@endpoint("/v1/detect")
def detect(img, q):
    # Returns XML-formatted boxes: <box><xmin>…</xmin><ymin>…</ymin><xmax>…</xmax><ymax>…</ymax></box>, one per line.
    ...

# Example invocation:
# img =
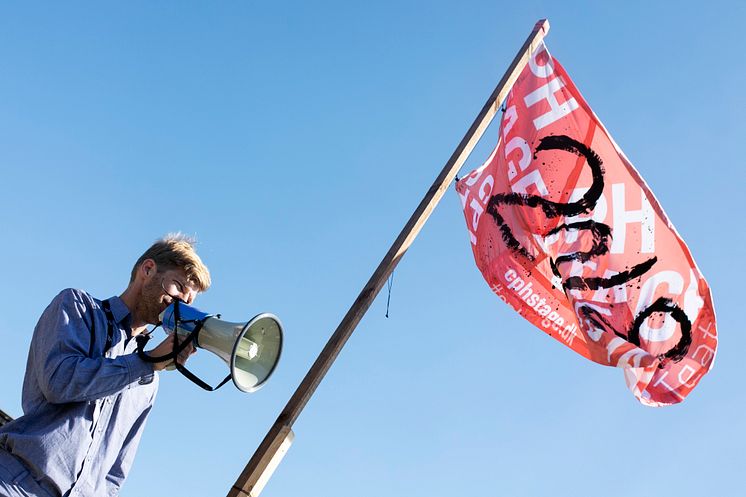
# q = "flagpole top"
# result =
<box><xmin>534</xmin><ymin>19</ymin><xmax>550</xmax><ymax>34</ymax></box>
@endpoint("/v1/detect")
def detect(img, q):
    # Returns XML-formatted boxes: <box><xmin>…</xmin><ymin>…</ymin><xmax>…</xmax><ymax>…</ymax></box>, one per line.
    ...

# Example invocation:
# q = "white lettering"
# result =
<box><xmin>502</xmin><ymin>105</ymin><xmax>518</xmax><ymax>138</ymax></box>
<box><xmin>462</xmin><ymin>162</ymin><xmax>496</xmax><ymax>246</ymax></box>
<box><xmin>560</xmin><ymin>322</ymin><xmax>576</xmax><ymax>345</ymax></box>
<box><xmin>576</xmin><ymin>301</ymin><xmax>611</xmax><ymax>342</ymax></box>
<box><xmin>616</xmin><ymin>347</ymin><xmax>651</xmax><ymax>368</ymax></box>
<box><xmin>528</xmin><ymin>43</ymin><xmax>555</xmax><ymax>78</ymax></box>
<box><xmin>691</xmin><ymin>345</ymin><xmax>716</xmax><ymax>367</ymax></box>
<box><xmin>698</xmin><ymin>321</ymin><xmax>716</xmax><ymax>341</ymax></box>
<box><xmin>678</xmin><ymin>365</ymin><xmax>700</xmax><ymax>388</ymax></box>
<box><xmin>652</xmin><ymin>371</ymin><xmax>685</xmax><ymax>401</ymax></box>
<box><xmin>517</xmin><ymin>281</ymin><xmax>534</xmax><ymax>299</ymax></box>
<box><xmin>469</xmin><ymin>198</ymin><xmax>484</xmax><ymax>233</ymax></box>
<box><xmin>507</xmin><ymin>277</ymin><xmax>525</xmax><ymax>292</ymax></box>
<box><xmin>563</xmin><ymin>187</ymin><xmax>608</xmax><ymax>243</ymax></box>
<box><xmin>505</xmin><ymin>137</ymin><xmax>531</xmax><ymax>181</ymax></box>
<box><xmin>512</xmin><ymin>170</ymin><xmax>549</xmax><ymax>196</ymax></box>
<box><xmin>477</xmin><ymin>175</ymin><xmax>494</xmax><ymax>202</ymax></box>
<box><xmin>523</xmin><ymin>77</ymin><xmax>579</xmax><ymax>130</ymax></box>
<box><xmin>462</xmin><ymin>166</ymin><xmax>484</xmax><ymax>187</ymax></box>
<box><xmin>610</xmin><ymin>183</ymin><xmax>655</xmax><ymax>254</ymax></box>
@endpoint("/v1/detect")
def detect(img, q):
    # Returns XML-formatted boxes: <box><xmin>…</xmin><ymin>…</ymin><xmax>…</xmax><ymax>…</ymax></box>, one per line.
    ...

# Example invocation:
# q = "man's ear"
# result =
<box><xmin>140</xmin><ymin>259</ymin><xmax>158</xmax><ymax>279</ymax></box>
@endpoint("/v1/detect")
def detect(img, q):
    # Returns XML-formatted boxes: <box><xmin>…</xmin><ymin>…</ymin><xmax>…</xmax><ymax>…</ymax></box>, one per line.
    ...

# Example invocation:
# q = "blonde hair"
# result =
<box><xmin>130</xmin><ymin>233</ymin><xmax>211</xmax><ymax>291</ymax></box>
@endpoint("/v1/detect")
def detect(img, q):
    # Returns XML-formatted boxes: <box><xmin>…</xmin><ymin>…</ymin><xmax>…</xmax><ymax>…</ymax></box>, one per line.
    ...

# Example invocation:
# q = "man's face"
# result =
<box><xmin>140</xmin><ymin>268</ymin><xmax>199</xmax><ymax>325</ymax></box>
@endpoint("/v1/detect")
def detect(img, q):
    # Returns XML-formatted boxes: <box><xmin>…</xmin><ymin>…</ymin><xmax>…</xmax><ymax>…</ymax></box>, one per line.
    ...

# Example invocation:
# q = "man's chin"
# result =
<box><xmin>153</xmin><ymin>302</ymin><xmax>170</xmax><ymax>319</ymax></box>
<box><xmin>147</xmin><ymin>309</ymin><xmax>165</xmax><ymax>325</ymax></box>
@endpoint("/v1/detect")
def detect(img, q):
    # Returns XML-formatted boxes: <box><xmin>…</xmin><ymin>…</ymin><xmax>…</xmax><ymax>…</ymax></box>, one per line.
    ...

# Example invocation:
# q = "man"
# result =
<box><xmin>0</xmin><ymin>234</ymin><xmax>211</xmax><ymax>497</ymax></box>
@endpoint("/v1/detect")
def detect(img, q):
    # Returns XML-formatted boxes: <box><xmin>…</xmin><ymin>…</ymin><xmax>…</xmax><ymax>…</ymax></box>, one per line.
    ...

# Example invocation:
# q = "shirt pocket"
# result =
<box><xmin>0</xmin><ymin>461</ymin><xmax>27</xmax><ymax>485</ymax></box>
<box><xmin>0</xmin><ymin>453</ymin><xmax>49</xmax><ymax>497</ymax></box>
<box><xmin>15</xmin><ymin>471</ymin><xmax>58</xmax><ymax>497</ymax></box>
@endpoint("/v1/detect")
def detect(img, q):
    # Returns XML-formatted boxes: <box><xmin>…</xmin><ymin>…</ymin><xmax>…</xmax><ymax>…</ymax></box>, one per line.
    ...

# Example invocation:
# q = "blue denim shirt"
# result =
<box><xmin>0</xmin><ymin>289</ymin><xmax>158</xmax><ymax>497</ymax></box>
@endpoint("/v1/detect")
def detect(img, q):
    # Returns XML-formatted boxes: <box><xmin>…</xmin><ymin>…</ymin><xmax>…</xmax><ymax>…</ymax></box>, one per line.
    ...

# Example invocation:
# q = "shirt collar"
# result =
<box><xmin>106</xmin><ymin>295</ymin><xmax>132</xmax><ymax>325</ymax></box>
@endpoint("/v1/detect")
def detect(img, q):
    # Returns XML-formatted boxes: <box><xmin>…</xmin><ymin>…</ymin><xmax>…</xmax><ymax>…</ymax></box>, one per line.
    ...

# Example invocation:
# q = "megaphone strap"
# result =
<box><xmin>101</xmin><ymin>299</ymin><xmax>116</xmax><ymax>356</ymax></box>
<box><xmin>168</xmin><ymin>313</ymin><xmax>232</xmax><ymax>391</ymax></box>
<box><xmin>173</xmin><ymin>362</ymin><xmax>232</xmax><ymax>392</ymax></box>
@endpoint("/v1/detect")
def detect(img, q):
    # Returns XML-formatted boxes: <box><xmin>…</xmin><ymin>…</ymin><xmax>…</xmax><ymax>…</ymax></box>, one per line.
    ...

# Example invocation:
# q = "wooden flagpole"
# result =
<box><xmin>227</xmin><ymin>19</ymin><xmax>551</xmax><ymax>497</ymax></box>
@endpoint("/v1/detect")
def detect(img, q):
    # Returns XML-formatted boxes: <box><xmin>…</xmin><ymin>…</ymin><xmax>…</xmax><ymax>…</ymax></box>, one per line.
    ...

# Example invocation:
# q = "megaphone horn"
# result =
<box><xmin>197</xmin><ymin>312</ymin><xmax>283</xmax><ymax>393</ymax></box>
<box><xmin>155</xmin><ymin>302</ymin><xmax>283</xmax><ymax>393</ymax></box>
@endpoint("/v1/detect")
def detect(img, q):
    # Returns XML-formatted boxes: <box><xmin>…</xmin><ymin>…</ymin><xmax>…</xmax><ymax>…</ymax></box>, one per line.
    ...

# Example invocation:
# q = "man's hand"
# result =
<box><xmin>147</xmin><ymin>334</ymin><xmax>197</xmax><ymax>371</ymax></box>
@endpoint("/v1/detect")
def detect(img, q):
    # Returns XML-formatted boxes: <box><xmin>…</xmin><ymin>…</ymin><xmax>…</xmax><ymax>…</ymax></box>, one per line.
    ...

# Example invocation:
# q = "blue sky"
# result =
<box><xmin>1</xmin><ymin>2</ymin><xmax>744</xmax><ymax>496</ymax></box>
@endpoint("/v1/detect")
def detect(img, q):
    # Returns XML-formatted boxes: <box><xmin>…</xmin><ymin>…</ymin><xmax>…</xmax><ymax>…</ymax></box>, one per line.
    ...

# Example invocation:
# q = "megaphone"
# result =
<box><xmin>157</xmin><ymin>302</ymin><xmax>283</xmax><ymax>393</ymax></box>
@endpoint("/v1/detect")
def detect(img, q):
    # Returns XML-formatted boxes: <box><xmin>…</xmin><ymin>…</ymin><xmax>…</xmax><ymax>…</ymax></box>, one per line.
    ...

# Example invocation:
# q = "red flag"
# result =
<box><xmin>456</xmin><ymin>43</ymin><xmax>716</xmax><ymax>406</ymax></box>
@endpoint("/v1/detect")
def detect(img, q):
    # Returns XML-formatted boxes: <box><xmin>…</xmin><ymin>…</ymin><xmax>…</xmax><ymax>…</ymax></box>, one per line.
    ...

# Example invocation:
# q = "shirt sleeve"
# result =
<box><xmin>33</xmin><ymin>289</ymin><xmax>155</xmax><ymax>404</ymax></box>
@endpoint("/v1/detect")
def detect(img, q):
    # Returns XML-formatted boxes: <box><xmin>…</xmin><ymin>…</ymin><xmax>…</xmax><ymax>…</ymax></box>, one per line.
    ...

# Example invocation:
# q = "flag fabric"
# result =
<box><xmin>456</xmin><ymin>42</ymin><xmax>716</xmax><ymax>406</ymax></box>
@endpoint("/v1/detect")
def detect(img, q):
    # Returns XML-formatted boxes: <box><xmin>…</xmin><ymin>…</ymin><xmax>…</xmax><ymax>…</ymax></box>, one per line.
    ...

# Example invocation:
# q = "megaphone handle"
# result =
<box><xmin>137</xmin><ymin>330</ymin><xmax>197</xmax><ymax>363</ymax></box>
<box><xmin>139</xmin><ymin>314</ymin><xmax>231</xmax><ymax>390</ymax></box>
